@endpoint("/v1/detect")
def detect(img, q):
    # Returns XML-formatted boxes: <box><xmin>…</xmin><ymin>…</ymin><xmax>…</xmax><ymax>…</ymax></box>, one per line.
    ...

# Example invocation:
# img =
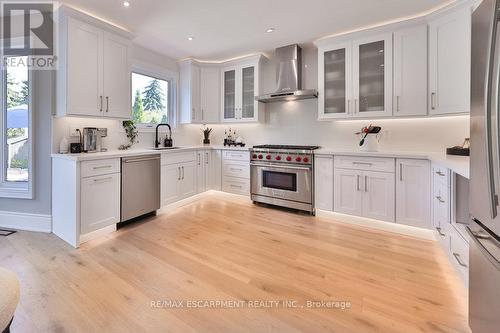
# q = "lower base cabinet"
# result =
<box><xmin>161</xmin><ymin>152</ymin><xmax>197</xmax><ymax>206</ymax></box>
<box><xmin>334</xmin><ymin>156</ymin><xmax>395</xmax><ymax>222</ymax></box>
<box><xmin>395</xmin><ymin>159</ymin><xmax>431</xmax><ymax>228</ymax></box>
<box><xmin>314</xmin><ymin>155</ymin><xmax>334</xmax><ymax>211</ymax></box>
<box><xmin>80</xmin><ymin>173</ymin><xmax>121</xmax><ymax>234</ymax></box>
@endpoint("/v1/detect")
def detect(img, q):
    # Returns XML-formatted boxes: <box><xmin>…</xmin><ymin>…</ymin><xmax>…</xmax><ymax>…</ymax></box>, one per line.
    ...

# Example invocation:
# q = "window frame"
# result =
<box><xmin>0</xmin><ymin>38</ymin><xmax>34</xmax><ymax>199</ymax></box>
<box><xmin>130</xmin><ymin>61</ymin><xmax>178</xmax><ymax>131</ymax></box>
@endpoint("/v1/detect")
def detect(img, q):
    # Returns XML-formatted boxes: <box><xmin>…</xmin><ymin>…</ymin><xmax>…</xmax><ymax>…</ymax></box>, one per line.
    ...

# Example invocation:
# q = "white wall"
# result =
<box><xmin>53</xmin><ymin>44</ymin><xmax>470</xmax><ymax>153</ymax></box>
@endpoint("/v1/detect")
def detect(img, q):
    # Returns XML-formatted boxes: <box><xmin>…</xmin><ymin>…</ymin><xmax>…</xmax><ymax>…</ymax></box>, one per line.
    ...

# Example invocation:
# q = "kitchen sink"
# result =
<box><xmin>150</xmin><ymin>147</ymin><xmax>182</xmax><ymax>150</ymax></box>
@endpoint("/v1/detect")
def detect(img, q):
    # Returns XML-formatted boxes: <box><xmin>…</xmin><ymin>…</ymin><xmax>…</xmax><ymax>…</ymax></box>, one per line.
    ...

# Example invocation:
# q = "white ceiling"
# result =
<box><xmin>61</xmin><ymin>0</ymin><xmax>452</xmax><ymax>61</ymax></box>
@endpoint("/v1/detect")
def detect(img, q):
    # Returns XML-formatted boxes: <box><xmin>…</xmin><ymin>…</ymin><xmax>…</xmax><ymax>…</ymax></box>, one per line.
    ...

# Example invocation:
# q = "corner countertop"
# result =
<box><xmin>51</xmin><ymin>145</ymin><xmax>250</xmax><ymax>162</ymax></box>
<box><xmin>315</xmin><ymin>148</ymin><xmax>469</xmax><ymax>179</ymax></box>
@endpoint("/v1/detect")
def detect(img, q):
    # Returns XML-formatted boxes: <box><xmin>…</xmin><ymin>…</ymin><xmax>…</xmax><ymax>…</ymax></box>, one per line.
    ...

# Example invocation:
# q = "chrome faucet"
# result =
<box><xmin>155</xmin><ymin>123</ymin><xmax>172</xmax><ymax>148</ymax></box>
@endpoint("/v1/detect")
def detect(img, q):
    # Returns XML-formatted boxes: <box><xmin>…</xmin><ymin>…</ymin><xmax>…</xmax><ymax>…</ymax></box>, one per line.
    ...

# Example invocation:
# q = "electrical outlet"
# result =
<box><xmin>69</xmin><ymin>127</ymin><xmax>80</xmax><ymax>137</ymax></box>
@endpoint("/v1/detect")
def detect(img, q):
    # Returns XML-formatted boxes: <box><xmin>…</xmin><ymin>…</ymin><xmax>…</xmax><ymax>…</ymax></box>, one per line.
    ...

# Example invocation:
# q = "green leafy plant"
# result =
<box><xmin>10</xmin><ymin>158</ymin><xmax>28</xmax><ymax>169</ymax></box>
<box><xmin>119</xmin><ymin>120</ymin><xmax>139</xmax><ymax>150</ymax></box>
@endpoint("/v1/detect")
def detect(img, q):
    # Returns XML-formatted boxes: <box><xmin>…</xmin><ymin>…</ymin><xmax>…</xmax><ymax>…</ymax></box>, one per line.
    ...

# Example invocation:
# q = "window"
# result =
<box><xmin>0</xmin><ymin>56</ymin><xmax>32</xmax><ymax>198</ymax></box>
<box><xmin>131</xmin><ymin>72</ymin><xmax>170</xmax><ymax>127</ymax></box>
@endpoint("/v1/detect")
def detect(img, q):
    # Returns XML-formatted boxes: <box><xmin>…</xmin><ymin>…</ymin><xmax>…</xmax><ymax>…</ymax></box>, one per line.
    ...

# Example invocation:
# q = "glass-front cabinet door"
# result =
<box><xmin>241</xmin><ymin>66</ymin><xmax>255</xmax><ymax>120</ymax></box>
<box><xmin>352</xmin><ymin>34</ymin><xmax>393</xmax><ymax>117</ymax></box>
<box><xmin>318</xmin><ymin>43</ymin><xmax>352</xmax><ymax>119</ymax></box>
<box><xmin>223</xmin><ymin>68</ymin><xmax>236</xmax><ymax>120</ymax></box>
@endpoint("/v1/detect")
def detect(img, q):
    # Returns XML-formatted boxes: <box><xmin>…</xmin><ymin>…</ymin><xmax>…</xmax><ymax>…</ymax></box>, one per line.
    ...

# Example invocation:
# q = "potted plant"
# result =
<box><xmin>201</xmin><ymin>127</ymin><xmax>212</xmax><ymax>145</ymax></box>
<box><xmin>119</xmin><ymin>120</ymin><xmax>139</xmax><ymax>150</ymax></box>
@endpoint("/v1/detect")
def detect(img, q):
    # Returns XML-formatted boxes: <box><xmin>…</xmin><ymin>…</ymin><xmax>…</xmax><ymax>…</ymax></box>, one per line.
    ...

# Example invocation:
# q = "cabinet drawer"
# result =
<box><xmin>161</xmin><ymin>151</ymin><xmax>196</xmax><ymax>165</ymax></box>
<box><xmin>223</xmin><ymin>162</ymin><xmax>250</xmax><ymax>179</ymax></box>
<box><xmin>432</xmin><ymin>164</ymin><xmax>450</xmax><ymax>187</ymax></box>
<box><xmin>334</xmin><ymin>156</ymin><xmax>395</xmax><ymax>173</ymax></box>
<box><xmin>223</xmin><ymin>177</ymin><xmax>250</xmax><ymax>196</ymax></box>
<box><xmin>222</xmin><ymin>150</ymin><xmax>250</xmax><ymax>162</ymax></box>
<box><xmin>449</xmin><ymin>226</ymin><xmax>469</xmax><ymax>282</ymax></box>
<box><xmin>81</xmin><ymin>158</ymin><xmax>120</xmax><ymax>178</ymax></box>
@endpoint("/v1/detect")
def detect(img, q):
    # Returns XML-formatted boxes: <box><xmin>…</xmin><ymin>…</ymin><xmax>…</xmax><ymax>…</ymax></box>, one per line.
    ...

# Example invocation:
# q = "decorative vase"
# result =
<box><xmin>203</xmin><ymin>138</ymin><xmax>210</xmax><ymax>145</ymax></box>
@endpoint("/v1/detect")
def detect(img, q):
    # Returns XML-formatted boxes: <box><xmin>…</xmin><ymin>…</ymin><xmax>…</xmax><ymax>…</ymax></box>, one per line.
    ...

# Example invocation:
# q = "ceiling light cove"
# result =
<box><xmin>123</xmin><ymin>1</ymin><xmax>130</xmax><ymax>8</ymax></box>
<box><xmin>265</xmin><ymin>28</ymin><xmax>275</xmax><ymax>33</ymax></box>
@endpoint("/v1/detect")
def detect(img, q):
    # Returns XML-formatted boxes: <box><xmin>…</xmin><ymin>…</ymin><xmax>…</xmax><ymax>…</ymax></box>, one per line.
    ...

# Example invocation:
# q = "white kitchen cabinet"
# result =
<box><xmin>334</xmin><ymin>168</ymin><xmax>363</xmax><ymax>216</ymax></box>
<box><xmin>200</xmin><ymin>67</ymin><xmax>221</xmax><ymax>123</ymax></box>
<box><xmin>179</xmin><ymin>60</ymin><xmax>201</xmax><ymax>124</ymax></box>
<box><xmin>80</xmin><ymin>173</ymin><xmax>121</xmax><ymax>234</ymax></box>
<box><xmin>57</xmin><ymin>16</ymin><xmax>131</xmax><ymax>119</ymax></box>
<box><xmin>362</xmin><ymin>171</ymin><xmax>395</xmax><ymax>222</ymax></box>
<box><xmin>180</xmin><ymin>62</ymin><xmax>221</xmax><ymax>124</ymax></box>
<box><xmin>179</xmin><ymin>161</ymin><xmax>197</xmax><ymax>199</ymax></box>
<box><xmin>393</xmin><ymin>25</ymin><xmax>428</xmax><ymax>116</ymax></box>
<box><xmin>314</xmin><ymin>155</ymin><xmax>334</xmax><ymax>211</ymax></box>
<box><xmin>318</xmin><ymin>42</ymin><xmax>353</xmax><ymax>119</ymax></box>
<box><xmin>161</xmin><ymin>164</ymin><xmax>181</xmax><ymax>206</ymax></box>
<box><xmin>209</xmin><ymin>150</ymin><xmax>222</xmax><ymax>191</ymax></box>
<box><xmin>317</xmin><ymin>33</ymin><xmax>392</xmax><ymax>120</ymax></box>
<box><xmin>196</xmin><ymin>151</ymin><xmax>206</xmax><ymax>193</ymax></box>
<box><xmin>221</xmin><ymin>150</ymin><xmax>250</xmax><ymax>196</ymax></box>
<box><xmin>352</xmin><ymin>33</ymin><xmax>393</xmax><ymax>118</ymax></box>
<box><xmin>222</xmin><ymin>57</ymin><xmax>263</xmax><ymax>122</ymax></box>
<box><xmin>334</xmin><ymin>156</ymin><xmax>395</xmax><ymax>222</ymax></box>
<box><xmin>429</xmin><ymin>6</ymin><xmax>471</xmax><ymax>115</ymax></box>
<box><xmin>396</xmin><ymin>159</ymin><xmax>431</xmax><ymax>228</ymax></box>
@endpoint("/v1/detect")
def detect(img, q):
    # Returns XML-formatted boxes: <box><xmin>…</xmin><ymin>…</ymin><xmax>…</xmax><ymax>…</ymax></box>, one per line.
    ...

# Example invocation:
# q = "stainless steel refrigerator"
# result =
<box><xmin>470</xmin><ymin>0</ymin><xmax>500</xmax><ymax>332</ymax></box>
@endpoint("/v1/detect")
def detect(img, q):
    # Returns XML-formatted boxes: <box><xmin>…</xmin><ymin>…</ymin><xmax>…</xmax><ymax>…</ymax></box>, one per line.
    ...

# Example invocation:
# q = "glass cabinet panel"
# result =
<box><xmin>224</xmin><ymin>69</ymin><xmax>236</xmax><ymax>119</ymax></box>
<box><xmin>241</xmin><ymin>66</ymin><xmax>255</xmax><ymax>119</ymax></box>
<box><xmin>358</xmin><ymin>40</ymin><xmax>385</xmax><ymax>113</ymax></box>
<box><xmin>324</xmin><ymin>48</ymin><xmax>347</xmax><ymax>115</ymax></box>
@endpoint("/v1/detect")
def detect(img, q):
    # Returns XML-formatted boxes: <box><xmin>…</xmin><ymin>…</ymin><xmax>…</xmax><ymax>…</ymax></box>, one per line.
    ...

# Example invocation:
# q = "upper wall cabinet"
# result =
<box><xmin>56</xmin><ymin>15</ymin><xmax>131</xmax><ymax>119</ymax></box>
<box><xmin>318</xmin><ymin>34</ymin><xmax>392</xmax><ymax>120</ymax></box>
<box><xmin>429</xmin><ymin>6</ymin><xmax>471</xmax><ymax>115</ymax></box>
<box><xmin>179</xmin><ymin>61</ymin><xmax>220</xmax><ymax>124</ymax></box>
<box><xmin>393</xmin><ymin>25</ymin><xmax>428</xmax><ymax>117</ymax></box>
<box><xmin>221</xmin><ymin>56</ymin><xmax>264</xmax><ymax>123</ymax></box>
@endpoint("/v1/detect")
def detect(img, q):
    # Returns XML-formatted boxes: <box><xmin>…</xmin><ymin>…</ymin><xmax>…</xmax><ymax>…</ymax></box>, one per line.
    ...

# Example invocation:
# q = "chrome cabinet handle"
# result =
<box><xmin>396</xmin><ymin>96</ymin><xmax>400</xmax><ymax>112</ymax></box>
<box><xmin>347</xmin><ymin>100</ymin><xmax>350</xmax><ymax>115</ymax></box>
<box><xmin>230</xmin><ymin>184</ymin><xmax>242</xmax><ymax>188</ymax></box>
<box><xmin>453</xmin><ymin>252</ymin><xmax>468</xmax><ymax>268</ymax></box>
<box><xmin>431</xmin><ymin>92</ymin><xmax>436</xmax><ymax>110</ymax></box>
<box><xmin>436</xmin><ymin>196</ymin><xmax>445</xmax><ymax>203</ymax></box>
<box><xmin>106</xmin><ymin>96</ymin><xmax>109</xmax><ymax>112</ymax></box>
<box><xmin>399</xmin><ymin>163</ymin><xmax>403</xmax><ymax>181</ymax></box>
<box><xmin>354</xmin><ymin>99</ymin><xmax>358</xmax><ymax>113</ymax></box>
<box><xmin>230</xmin><ymin>168</ymin><xmax>242</xmax><ymax>172</ymax></box>
<box><xmin>93</xmin><ymin>176</ymin><xmax>112</xmax><ymax>183</ymax></box>
<box><xmin>356</xmin><ymin>175</ymin><xmax>360</xmax><ymax>191</ymax></box>
<box><xmin>436</xmin><ymin>171</ymin><xmax>445</xmax><ymax>176</ymax></box>
<box><xmin>205</xmin><ymin>152</ymin><xmax>209</xmax><ymax>164</ymax></box>
<box><xmin>352</xmin><ymin>162</ymin><xmax>372</xmax><ymax>166</ymax></box>
<box><xmin>364</xmin><ymin>175</ymin><xmax>368</xmax><ymax>192</ymax></box>
<box><xmin>99</xmin><ymin>96</ymin><xmax>103</xmax><ymax>112</ymax></box>
<box><xmin>92</xmin><ymin>165</ymin><xmax>112</xmax><ymax>170</ymax></box>
<box><xmin>436</xmin><ymin>227</ymin><xmax>446</xmax><ymax>237</ymax></box>
<box><xmin>178</xmin><ymin>167</ymin><xmax>181</xmax><ymax>181</ymax></box>
<box><xmin>182</xmin><ymin>166</ymin><xmax>185</xmax><ymax>180</ymax></box>
<box><xmin>198</xmin><ymin>153</ymin><xmax>201</xmax><ymax>166</ymax></box>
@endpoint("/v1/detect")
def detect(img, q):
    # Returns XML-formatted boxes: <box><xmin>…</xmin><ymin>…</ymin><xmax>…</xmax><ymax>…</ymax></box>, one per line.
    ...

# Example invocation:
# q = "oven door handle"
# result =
<box><xmin>250</xmin><ymin>163</ymin><xmax>312</xmax><ymax>171</ymax></box>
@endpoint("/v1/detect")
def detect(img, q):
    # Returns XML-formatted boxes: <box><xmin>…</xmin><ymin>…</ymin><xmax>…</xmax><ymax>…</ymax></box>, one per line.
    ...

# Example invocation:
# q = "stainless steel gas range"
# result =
<box><xmin>250</xmin><ymin>145</ymin><xmax>319</xmax><ymax>214</ymax></box>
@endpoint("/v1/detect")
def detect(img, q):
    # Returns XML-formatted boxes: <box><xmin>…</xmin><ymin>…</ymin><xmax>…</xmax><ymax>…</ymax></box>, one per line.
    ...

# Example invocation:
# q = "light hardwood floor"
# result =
<box><xmin>1</xmin><ymin>192</ymin><xmax>469</xmax><ymax>333</ymax></box>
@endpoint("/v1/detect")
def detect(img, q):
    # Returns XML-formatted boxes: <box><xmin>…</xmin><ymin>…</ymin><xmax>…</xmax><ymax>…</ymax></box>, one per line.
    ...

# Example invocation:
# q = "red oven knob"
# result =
<box><xmin>286</xmin><ymin>156</ymin><xmax>292</xmax><ymax>162</ymax></box>
<box><xmin>266</xmin><ymin>155</ymin><xmax>272</xmax><ymax>160</ymax></box>
<box><xmin>303</xmin><ymin>157</ymin><xmax>309</xmax><ymax>163</ymax></box>
<box><xmin>296</xmin><ymin>156</ymin><xmax>302</xmax><ymax>162</ymax></box>
<box><xmin>258</xmin><ymin>154</ymin><xmax>263</xmax><ymax>159</ymax></box>
<box><xmin>275</xmin><ymin>156</ymin><xmax>281</xmax><ymax>161</ymax></box>
<box><xmin>252</xmin><ymin>154</ymin><xmax>258</xmax><ymax>159</ymax></box>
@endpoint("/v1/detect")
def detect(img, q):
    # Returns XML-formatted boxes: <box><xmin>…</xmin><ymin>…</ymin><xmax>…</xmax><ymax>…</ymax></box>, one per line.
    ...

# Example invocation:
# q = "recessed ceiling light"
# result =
<box><xmin>123</xmin><ymin>1</ymin><xmax>130</xmax><ymax>7</ymax></box>
<box><xmin>188</xmin><ymin>36</ymin><xmax>194</xmax><ymax>41</ymax></box>
<box><xmin>266</xmin><ymin>28</ymin><xmax>275</xmax><ymax>33</ymax></box>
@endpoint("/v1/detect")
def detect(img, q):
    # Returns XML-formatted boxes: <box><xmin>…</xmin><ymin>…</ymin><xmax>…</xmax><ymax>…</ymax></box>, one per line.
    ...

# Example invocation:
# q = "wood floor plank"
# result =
<box><xmin>1</xmin><ymin>193</ymin><xmax>470</xmax><ymax>332</ymax></box>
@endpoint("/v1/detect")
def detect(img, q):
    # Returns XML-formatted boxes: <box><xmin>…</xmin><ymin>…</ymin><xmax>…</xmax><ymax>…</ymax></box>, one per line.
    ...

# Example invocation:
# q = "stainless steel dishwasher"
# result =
<box><xmin>121</xmin><ymin>155</ymin><xmax>161</xmax><ymax>222</ymax></box>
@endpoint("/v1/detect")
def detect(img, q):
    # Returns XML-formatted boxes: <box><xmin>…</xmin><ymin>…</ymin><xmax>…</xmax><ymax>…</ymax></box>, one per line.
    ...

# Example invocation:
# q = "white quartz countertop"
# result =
<box><xmin>315</xmin><ymin>148</ymin><xmax>469</xmax><ymax>179</ymax></box>
<box><xmin>51</xmin><ymin>145</ymin><xmax>250</xmax><ymax>162</ymax></box>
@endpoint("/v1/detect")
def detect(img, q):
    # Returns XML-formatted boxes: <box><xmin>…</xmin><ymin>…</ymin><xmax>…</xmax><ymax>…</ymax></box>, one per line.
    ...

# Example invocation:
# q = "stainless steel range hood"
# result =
<box><xmin>256</xmin><ymin>44</ymin><xmax>318</xmax><ymax>103</ymax></box>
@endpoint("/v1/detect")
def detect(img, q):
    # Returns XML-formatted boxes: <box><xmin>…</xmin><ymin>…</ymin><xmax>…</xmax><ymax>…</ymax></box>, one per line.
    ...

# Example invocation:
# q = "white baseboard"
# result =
<box><xmin>0</xmin><ymin>210</ymin><xmax>52</xmax><ymax>233</ymax></box>
<box><xmin>316</xmin><ymin>210</ymin><xmax>436</xmax><ymax>241</ymax></box>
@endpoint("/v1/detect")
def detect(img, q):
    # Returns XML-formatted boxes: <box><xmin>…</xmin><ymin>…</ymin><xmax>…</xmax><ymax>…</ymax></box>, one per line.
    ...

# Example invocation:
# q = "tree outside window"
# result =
<box><xmin>131</xmin><ymin>73</ymin><xmax>169</xmax><ymax>126</ymax></box>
